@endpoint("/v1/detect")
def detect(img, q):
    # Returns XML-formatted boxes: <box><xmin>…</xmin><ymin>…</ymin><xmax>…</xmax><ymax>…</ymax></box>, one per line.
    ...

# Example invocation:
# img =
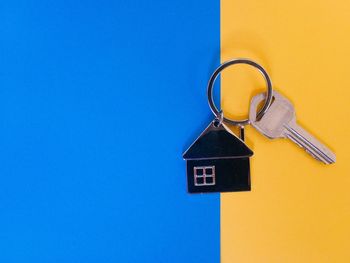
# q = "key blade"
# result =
<box><xmin>284</xmin><ymin>121</ymin><xmax>336</xmax><ymax>164</ymax></box>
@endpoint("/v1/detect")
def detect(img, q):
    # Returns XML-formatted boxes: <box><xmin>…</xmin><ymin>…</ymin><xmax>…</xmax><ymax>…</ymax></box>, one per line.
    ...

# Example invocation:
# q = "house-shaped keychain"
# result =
<box><xmin>183</xmin><ymin>121</ymin><xmax>253</xmax><ymax>193</ymax></box>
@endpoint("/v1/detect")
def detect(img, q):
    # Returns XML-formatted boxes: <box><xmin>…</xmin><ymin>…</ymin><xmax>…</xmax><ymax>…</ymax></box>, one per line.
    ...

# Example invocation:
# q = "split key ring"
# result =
<box><xmin>207</xmin><ymin>58</ymin><xmax>273</xmax><ymax>126</ymax></box>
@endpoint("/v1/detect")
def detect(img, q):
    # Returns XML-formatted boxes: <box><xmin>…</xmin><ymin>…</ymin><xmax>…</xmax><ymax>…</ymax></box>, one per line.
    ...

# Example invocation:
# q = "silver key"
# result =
<box><xmin>249</xmin><ymin>91</ymin><xmax>336</xmax><ymax>164</ymax></box>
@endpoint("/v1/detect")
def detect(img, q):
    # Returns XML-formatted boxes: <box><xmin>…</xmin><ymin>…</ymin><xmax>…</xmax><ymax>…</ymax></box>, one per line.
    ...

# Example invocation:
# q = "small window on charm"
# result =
<box><xmin>194</xmin><ymin>166</ymin><xmax>215</xmax><ymax>186</ymax></box>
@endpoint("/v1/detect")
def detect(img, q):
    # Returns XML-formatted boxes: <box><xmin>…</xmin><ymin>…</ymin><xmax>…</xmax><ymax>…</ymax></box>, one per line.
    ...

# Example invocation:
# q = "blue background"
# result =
<box><xmin>0</xmin><ymin>1</ymin><xmax>220</xmax><ymax>262</ymax></box>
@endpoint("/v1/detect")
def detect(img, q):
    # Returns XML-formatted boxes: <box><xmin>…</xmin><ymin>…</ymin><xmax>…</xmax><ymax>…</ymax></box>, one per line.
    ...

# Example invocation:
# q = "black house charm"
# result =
<box><xmin>183</xmin><ymin>121</ymin><xmax>253</xmax><ymax>193</ymax></box>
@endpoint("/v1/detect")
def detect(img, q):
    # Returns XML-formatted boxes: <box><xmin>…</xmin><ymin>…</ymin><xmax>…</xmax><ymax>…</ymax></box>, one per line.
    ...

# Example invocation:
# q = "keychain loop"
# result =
<box><xmin>207</xmin><ymin>58</ymin><xmax>273</xmax><ymax>126</ymax></box>
<box><xmin>213</xmin><ymin>110</ymin><xmax>224</xmax><ymax>127</ymax></box>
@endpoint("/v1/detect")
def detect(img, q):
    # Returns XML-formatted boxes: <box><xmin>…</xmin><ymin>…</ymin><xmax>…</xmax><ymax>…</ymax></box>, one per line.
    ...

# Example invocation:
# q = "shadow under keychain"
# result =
<box><xmin>183</xmin><ymin>59</ymin><xmax>273</xmax><ymax>193</ymax></box>
<box><xmin>183</xmin><ymin>58</ymin><xmax>336</xmax><ymax>194</ymax></box>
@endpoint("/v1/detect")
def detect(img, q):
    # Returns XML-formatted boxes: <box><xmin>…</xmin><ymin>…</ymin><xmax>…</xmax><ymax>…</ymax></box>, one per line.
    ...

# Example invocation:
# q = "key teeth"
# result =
<box><xmin>305</xmin><ymin>149</ymin><xmax>322</xmax><ymax>162</ymax></box>
<box><xmin>325</xmin><ymin>155</ymin><xmax>336</xmax><ymax>165</ymax></box>
<box><xmin>287</xmin><ymin>133</ymin><xmax>334</xmax><ymax>164</ymax></box>
<box><xmin>305</xmin><ymin>148</ymin><xmax>336</xmax><ymax>164</ymax></box>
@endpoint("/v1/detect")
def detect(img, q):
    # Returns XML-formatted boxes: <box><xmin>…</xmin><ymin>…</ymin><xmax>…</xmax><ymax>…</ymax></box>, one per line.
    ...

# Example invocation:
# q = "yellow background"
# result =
<box><xmin>221</xmin><ymin>1</ymin><xmax>350</xmax><ymax>262</ymax></box>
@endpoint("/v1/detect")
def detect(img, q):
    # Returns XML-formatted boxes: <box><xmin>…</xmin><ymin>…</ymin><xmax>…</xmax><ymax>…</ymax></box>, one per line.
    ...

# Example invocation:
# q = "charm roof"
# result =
<box><xmin>183</xmin><ymin>122</ymin><xmax>253</xmax><ymax>160</ymax></box>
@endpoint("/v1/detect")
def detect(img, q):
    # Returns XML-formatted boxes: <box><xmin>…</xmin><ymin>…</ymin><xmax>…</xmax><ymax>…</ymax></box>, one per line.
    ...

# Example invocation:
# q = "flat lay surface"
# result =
<box><xmin>0</xmin><ymin>1</ymin><xmax>220</xmax><ymax>262</ymax></box>
<box><xmin>0</xmin><ymin>0</ymin><xmax>348</xmax><ymax>262</ymax></box>
<box><xmin>221</xmin><ymin>0</ymin><xmax>350</xmax><ymax>262</ymax></box>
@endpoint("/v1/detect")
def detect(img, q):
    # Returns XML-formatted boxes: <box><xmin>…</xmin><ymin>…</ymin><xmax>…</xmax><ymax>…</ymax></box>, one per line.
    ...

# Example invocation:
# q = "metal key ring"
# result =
<box><xmin>207</xmin><ymin>58</ymin><xmax>273</xmax><ymax>126</ymax></box>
